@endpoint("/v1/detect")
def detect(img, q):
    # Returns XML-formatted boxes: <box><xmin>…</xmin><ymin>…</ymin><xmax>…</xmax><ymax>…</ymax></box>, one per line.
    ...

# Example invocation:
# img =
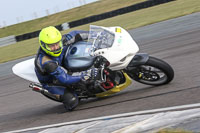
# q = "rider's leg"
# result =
<box><xmin>61</xmin><ymin>89</ymin><xmax>79</xmax><ymax>111</ymax></box>
<box><xmin>43</xmin><ymin>84</ymin><xmax>79</xmax><ymax>111</ymax></box>
<box><xmin>43</xmin><ymin>84</ymin><xmax>65</xmax><ymax>95</ymax></box>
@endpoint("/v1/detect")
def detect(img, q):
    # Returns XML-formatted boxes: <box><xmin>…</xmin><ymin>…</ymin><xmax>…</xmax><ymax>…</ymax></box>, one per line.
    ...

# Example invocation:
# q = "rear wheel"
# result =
<box><xmin>129</xmin><ymin>56</ymin><xmax>174</xmax><ymax>85</ymax></box>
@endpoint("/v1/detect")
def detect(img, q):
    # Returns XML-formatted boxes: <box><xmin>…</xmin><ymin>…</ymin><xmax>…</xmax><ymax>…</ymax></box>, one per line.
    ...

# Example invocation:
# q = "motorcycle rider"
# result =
<box><xmin>35</xmin><ymin>26</ymin><xmax>91</xmax><ymax>111</ymax></box>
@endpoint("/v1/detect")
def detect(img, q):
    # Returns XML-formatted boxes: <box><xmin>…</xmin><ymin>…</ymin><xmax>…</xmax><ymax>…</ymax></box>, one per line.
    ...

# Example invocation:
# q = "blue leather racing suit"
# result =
<box><xmin>35</xmin><ymin>30</ymin><xmax>88</xmax><ymax>95</ymax></box>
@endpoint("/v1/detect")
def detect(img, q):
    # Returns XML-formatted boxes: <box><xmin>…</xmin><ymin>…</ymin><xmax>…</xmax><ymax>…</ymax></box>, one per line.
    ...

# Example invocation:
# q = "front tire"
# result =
<box><xmin>129</xmin><ymin>56</ymin><xmax>174</xmax><ymax>85</ymax></box>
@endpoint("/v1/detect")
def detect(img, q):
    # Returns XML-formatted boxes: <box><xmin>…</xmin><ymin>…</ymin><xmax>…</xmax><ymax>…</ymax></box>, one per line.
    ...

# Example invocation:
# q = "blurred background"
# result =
<box><xmin>0</xmin><ymin>0</ymin><xmax>98</xmax><ymax>27</ymax></box>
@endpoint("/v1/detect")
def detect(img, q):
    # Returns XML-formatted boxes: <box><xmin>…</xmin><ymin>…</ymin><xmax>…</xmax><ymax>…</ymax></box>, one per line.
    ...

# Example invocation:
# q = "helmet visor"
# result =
<box><xmin>45</xmin><ymin>41</ymin><xmax>63</xmax><ymax>53</ymax></box>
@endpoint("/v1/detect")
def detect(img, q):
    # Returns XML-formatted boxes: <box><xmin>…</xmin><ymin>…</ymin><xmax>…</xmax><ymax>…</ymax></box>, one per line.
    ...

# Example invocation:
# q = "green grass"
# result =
<box><xmin>0</xmin><ymin>0</ymin><xmax>200</xmax><ymax>63</ymax></box>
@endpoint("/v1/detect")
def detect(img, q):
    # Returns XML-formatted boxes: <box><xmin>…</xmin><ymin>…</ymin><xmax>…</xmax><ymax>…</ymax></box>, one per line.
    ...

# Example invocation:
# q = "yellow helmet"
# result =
<box><xmin>39</xmin><ymin>26</ymin><xmax>63</xmax><ymax>57</ymax></box>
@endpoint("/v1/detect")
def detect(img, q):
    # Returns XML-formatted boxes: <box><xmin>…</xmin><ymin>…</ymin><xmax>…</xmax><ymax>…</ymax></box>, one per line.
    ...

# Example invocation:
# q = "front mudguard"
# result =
<box><xmin>125</xmin><ymin>53</ymin><xmax>149</xmax><ymax>79</ymax></box>
<box><xmin>128</xmin><ymin>53</ymin><xmax>149</xmax><ymax>67</ymax></box>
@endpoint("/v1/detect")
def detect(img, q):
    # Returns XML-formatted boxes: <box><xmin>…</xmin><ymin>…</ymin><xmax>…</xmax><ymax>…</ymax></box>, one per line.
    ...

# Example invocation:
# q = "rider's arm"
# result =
<box><xmin>42</xmin><ymin>60</ymin><xmax>81</xmax><ymax>85</ymax></box>
<box><xmin>62</xmin><ymin>30</ymin><xmax>89</xmax><ymax>45</ymax></box>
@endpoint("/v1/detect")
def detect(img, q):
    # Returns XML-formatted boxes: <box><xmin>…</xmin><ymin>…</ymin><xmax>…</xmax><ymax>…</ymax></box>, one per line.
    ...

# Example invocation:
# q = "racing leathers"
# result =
<box><xmin>35</xmin><ymin>30</ymin><xmax>89</xmax><ymax>95</ymax></box>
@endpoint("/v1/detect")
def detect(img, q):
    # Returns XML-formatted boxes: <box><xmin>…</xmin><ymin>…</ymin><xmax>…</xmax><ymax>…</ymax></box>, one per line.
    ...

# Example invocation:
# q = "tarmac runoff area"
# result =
<box><xmin>5</xmin><ymin>103</ymin><xmax>200</xmax><ymax>133</ymax></box>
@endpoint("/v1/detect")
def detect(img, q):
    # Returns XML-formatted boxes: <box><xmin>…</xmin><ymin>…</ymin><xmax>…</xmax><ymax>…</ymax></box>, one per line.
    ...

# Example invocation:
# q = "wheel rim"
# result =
<box><xmin>136</xmin><ymin>65</ymin><xmax>168</xmax><ymax>85</ymax></box>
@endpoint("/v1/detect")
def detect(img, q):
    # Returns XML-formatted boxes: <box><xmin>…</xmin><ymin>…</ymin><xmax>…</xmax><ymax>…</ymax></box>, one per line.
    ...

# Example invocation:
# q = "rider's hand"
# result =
<box><xmin>81</xmin><ymin>68</ymin><xmax>98</xmax><ymax>81</ymax></box>
<box><xmin>81</xmin><ymin>71</ymin><xmax>90</xmax><ymax>81</ymax></box>
<box><xmin>62</xmin><ymin>34</ymin><xmax>74</xmax><ymax>46</ymax></box>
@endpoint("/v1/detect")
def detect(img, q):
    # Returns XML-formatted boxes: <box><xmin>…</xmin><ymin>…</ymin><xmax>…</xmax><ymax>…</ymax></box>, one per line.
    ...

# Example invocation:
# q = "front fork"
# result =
<box><xmin>125</xmin><ymin>53</ymin><xmax>149</xmax><ymax>79</ymax></box>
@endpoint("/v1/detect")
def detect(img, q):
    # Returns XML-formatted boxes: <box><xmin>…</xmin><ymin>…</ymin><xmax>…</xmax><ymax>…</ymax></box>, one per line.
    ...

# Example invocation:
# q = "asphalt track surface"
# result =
<box><xmin>1</xmin><ymin>12</ymin><xmax>200</xmax><ymax>132</ymax></box>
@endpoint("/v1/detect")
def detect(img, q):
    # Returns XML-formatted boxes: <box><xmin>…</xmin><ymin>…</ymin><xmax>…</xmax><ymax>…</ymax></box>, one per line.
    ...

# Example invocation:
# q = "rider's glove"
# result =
<box><xmin>62</xmin><ymin>34</ymin><xmax>74</xmax><ymax>46</ymax></box>
<box><xmin>81</xmin><ymin>68</ymin><xmax>98</xmax><ymax>81</ymax></box>
<box><xmin>63</xmin><ymin>32</ymin><xmax>88</xmax><ymax>46</ymax></box>
<box><xmin>81</xmin><ymin>70</ymin><xmax>91</xmax><ymax>81</ymax></box>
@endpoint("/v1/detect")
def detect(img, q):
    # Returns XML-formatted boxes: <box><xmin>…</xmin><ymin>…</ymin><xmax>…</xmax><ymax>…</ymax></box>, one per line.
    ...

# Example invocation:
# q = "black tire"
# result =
<box><xmin>131</xmin><ymin>56</ymin><xmax>174</xmax><ymax>85</ymax></box>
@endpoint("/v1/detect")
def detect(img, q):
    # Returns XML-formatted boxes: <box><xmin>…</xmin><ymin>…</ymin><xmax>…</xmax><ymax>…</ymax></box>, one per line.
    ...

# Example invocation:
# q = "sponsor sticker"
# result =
<box><xmin>118</xmin><ymin>38</ymin><xmax>122</xmax><ymax>43</ymax></box>
<box><xmin>115</xmin><ymin>28</ymin><xmax>121</xmax><ymax>33</ymax></box>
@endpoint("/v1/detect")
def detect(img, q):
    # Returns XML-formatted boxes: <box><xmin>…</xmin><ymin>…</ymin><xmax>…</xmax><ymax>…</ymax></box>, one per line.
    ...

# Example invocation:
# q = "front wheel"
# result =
<box><xmin>128</xmin><ymin>56</ymin><xmax>174</xmax><ymax>85</ymax></box>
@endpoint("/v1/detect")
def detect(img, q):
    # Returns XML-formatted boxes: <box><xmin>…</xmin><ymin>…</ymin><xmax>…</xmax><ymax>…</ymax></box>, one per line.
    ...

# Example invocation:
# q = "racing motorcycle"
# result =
<box><xmin>12</xmin><ymin>25</ymin><xmax>174</xmax><ymax>110</ymax></box>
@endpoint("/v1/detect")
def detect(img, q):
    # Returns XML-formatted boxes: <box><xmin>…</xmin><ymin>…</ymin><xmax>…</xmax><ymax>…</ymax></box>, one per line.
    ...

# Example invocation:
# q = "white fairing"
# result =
<box><xmin>90</xmin><ymin>26</ymin><xmax>139</xmax><ymax>70</ymax></box>
<box><xmin>12</xmin><ymin>58</ymin><xmax>40</xmax><ymax>83</ymax></box>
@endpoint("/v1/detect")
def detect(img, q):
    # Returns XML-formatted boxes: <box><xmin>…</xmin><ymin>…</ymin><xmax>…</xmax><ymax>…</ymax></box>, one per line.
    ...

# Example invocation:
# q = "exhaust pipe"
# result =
<box><xmin>29</xmin><ymin>83</ymin><xmax>43</xmax><ymax>93</ymax></box>
<box><xmin>29</xmin><ymin>83</ymin><xmax>62</xmax><ymax>102</ymax></box>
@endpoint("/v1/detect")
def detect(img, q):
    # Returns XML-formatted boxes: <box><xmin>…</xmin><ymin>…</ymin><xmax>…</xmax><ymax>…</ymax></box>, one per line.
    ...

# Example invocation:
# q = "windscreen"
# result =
<box><xmin>88</xmin><ymin>25</ymin><xmax>115</xmax><ymax>53</ymax></box>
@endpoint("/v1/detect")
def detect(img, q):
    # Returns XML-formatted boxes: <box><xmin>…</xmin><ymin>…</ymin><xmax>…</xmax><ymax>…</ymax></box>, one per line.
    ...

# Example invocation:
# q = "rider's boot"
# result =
<box><xmin>61</xmin><ymin>89</ymin><xmax>79</xmax><ymax>111</ymax></box>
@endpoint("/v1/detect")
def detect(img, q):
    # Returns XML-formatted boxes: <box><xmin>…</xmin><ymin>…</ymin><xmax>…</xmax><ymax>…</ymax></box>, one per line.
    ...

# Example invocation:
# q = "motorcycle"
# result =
<box><xmin>12</xmin><ymin>25</ymin><xmax>174</xmax><ymax>110</ymax></box>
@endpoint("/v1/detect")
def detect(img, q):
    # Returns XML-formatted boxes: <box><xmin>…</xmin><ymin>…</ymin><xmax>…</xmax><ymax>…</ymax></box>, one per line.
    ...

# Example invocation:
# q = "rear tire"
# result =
<box><xmin>129</xmin><ymin>56</ymin><xmax>174</xmax><ymax>85</ymax></box>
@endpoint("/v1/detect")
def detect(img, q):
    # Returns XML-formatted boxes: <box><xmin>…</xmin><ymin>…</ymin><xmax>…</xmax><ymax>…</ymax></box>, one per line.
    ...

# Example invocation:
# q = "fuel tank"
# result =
<box><xmin>64</xmin><ymin>41</ymin><xmax>96</xmax><ymax>72</ymax></box>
